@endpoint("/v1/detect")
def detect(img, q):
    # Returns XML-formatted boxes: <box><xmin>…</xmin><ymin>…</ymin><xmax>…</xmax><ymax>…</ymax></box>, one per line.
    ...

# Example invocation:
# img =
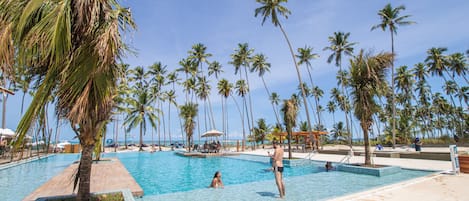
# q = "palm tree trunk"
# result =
<box><xmin>139</xmin><ymin>122</ymin><xmax>143</xmax><ymax>151</ymax></box>
<box><xmin>278</xmin><ymin>23</ymin><xmax>315</xmax><ymax>149</ymax></box>
<box><xmin>77</xmin><ymin>143</ymin><xmax>94</xmax><ymax>201</ymax></box>
<box><xmin>207</xmin><ymin>96</ymin><xmax>216</xmax><ymax>129</ymax></box>
<box><xmin>363</xmin><ymin>124</ymin><xmax>371</xmax><ymax>166</ymax></box>
<box><xmin>390</xmin><ymin>29</ymin><xmax>396</xmax><ymax>149</ymax></box>
<box><xmin>243</xmin><ymin>66</ymin><xmax>255</xmax><ymax>142</ymax></box>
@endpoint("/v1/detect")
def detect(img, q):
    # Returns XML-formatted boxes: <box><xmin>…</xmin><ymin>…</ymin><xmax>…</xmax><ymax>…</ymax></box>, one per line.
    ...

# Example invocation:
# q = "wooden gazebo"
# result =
<box><xmin>273</xmin><ymin>130</ymin><xmax>328</xmax><ymax>150</ymax></box>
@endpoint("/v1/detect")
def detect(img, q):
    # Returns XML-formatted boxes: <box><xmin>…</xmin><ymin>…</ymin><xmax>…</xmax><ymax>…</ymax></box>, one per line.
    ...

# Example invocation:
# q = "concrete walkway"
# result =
<box><xmin>23</xmin><ymin>158</ymin><xmax>143</xmax><ymax>201</ymax></box>
<box><xmin>243</xmin><ymin>146</ymin><xmax>469</xmax><ymax>201</ymax></box>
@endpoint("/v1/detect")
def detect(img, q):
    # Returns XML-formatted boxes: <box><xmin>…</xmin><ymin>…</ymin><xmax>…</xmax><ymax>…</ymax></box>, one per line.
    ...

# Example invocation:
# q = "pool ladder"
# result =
<box><xmin>305</xmin><ymin>150</ymin><xmax>318</xmax><ymax>160</ymax></box>
<box><xmin>339</xmin><ymin>149</ymin><xmax>354</xmax><ymax>164</ymax></box>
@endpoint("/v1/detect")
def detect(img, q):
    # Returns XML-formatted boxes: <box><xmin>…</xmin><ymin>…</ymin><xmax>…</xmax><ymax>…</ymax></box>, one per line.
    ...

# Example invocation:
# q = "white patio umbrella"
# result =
<box><xmin>0</xmin><ymin>128</ymin><xmax>16</xmax><ymax>138</ymax></box>
<box><xmin>201</xmin><ymin>129</ymin><xmax>223</xmax><ymax>138</ymax></box>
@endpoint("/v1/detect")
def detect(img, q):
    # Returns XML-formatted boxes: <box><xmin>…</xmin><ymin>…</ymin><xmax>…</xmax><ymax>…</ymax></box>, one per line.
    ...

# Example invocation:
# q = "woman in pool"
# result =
<box><xmin>210</xmin><ymin>171</ymin><xmax>224</xmax><ymax>188</ymax></box>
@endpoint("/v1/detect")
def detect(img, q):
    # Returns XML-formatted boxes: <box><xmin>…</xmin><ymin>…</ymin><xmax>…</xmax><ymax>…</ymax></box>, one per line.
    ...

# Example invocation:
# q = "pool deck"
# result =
<box><xmin>244</xmin><ymin>146</ymin><xmax>469</xmax><ymax>201</ymax></box>
<box><xmin>23</xmin><ymin>158</ymin><xmax>143</xmax><ymax>201</ymax></box>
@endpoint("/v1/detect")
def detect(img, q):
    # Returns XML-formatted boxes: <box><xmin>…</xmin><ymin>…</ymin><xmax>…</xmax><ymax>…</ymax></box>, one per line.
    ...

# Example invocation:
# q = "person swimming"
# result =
<box><xmin>325</xmin><ymin>161</ymin><xmax>334</xmax><ymax>171</ymax></box>
<box><xmin>210</xmin><ymin>171</ymin><xmax>224</xmax><ymax>188</ymax></box>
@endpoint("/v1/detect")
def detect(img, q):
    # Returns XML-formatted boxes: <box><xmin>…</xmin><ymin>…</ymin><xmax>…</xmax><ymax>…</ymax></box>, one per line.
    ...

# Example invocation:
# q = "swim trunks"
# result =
<box><xmin>274</xmin><ymin>166</ymin><xmax>284</xmax><ymax>173</ymax></box>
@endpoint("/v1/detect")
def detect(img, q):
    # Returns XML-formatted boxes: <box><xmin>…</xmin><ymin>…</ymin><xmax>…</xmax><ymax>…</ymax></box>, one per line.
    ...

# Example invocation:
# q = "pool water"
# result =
<box><xmin>108</xmin><ymin>152</ymin><xmax>323</xmax><ymax>195</ymax></box>
<box><xmin>0</xmin><ymin>154</ymin><xmax>80</xmax><ymax>201</ymax></box>
<box><xmin>0</xmin><ymin>152</ymin><xmax>433</xmax><ymax>201</ymax></box>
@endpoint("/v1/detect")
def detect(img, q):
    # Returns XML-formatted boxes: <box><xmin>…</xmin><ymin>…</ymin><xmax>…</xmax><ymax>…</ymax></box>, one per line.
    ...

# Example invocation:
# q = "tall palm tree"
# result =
<box><xmin>217</xmin><ymin>79</ymin><xmax>233</xmax><ymax>143</ymax></box>
<box><xmin>3</xmin><ymin>1</ymin><xmax>135</xmax><ymax>199</ymax></box>
<box><xmin>327</xmin><ymin>101</ymin><xmax>337</xmax><ymax>127</ymax></box>
<box><xmin>235</xmin><ymin>79</ymin><xmax>250</xmax><ymax>151</ymax></box>
<box><xmin>165</xmin><ymin>90</ymin><xmax>177</xmax><ymax>147</ymax></box>
<box><xmin>311</xmin><ymin>86</ymin><xmax>324</xmax><ymax>130</ymax></box>
<box><xmin>255</xmin><ymin>0</ymin><xmax>314</xmax><ymax>147</ymax></box>
<box><xmin>323</xmin><ymin>31</ymin><xmax>357</xmax><ymax>148</ymax></box>
<box><xmin>230</xmin><ymin>43</ymin><xmax>256</xmax><ymax>142</ymax></box>
<box><xmin>180</xmin><ymin>102</ymin><xmax>198</xmax><ymax>152</ymax></box>
<box><xmin>296</xmin><ymin>46</ymin><xmax>320</xmax><ymax>94</ymax></box>
<box><xmin>251</xmin><ymin>53</ymin><xmax>281</xmax><ymax>126</ymax></box>
<box><xmin>349</xmin><ymin>50</ymin><xmax>393</xmax><ymax>166</ymax></box>
<box><xmin>281</xmin><ymin>97</ymin><xmax>299</xmax><ymax>159</ymax></box>
<box><xmin>372</xmin><ymin>3</ymin><xmax>414</xmax><ymax>149</ymax></box>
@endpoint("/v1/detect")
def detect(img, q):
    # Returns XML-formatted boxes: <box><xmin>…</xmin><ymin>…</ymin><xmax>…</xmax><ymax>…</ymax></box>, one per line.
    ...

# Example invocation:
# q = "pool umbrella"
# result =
<box><xmin>0</xmin><ymin>128</ymin><xmax>16</xmax><ymax>138</ymax></box>
<box><xmin>201</xmin><ymin>129</ymin><xmax>223</xmax><ymax>138</ymax></box>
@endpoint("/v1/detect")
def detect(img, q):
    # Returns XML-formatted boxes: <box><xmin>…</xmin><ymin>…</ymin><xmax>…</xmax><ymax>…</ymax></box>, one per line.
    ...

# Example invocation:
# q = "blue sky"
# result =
<box><xmin>3</xmin><ymin>0</ymin><xmax>469</xmax><ymax>143</ymax></box>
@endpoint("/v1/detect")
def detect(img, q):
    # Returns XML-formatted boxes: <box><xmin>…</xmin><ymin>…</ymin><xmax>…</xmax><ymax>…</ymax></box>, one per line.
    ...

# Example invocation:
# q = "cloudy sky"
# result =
<box><xmin>4</xmin><ymin>0</ymin><xmax>469</xmax><ymax>143</ymax></box>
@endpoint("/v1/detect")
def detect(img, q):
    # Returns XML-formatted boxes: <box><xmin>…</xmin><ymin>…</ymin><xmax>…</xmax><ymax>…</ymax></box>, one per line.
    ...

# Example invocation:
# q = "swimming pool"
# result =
<box><xmin>0</xmin><ymin>152</ymin><xmax>433</xmax><ymax>201</ymax></box>
<box><xmin>0</xmin><ymin>154</ymin><xmax>80</xmax><ymax>201</ymax></box>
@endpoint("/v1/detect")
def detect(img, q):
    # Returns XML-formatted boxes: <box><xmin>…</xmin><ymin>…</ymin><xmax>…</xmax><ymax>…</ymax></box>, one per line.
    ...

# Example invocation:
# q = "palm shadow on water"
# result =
<box><xmin>257</xmin><ymin>191</ymin><xmax>276</xmax><ymax>198</ymax></box>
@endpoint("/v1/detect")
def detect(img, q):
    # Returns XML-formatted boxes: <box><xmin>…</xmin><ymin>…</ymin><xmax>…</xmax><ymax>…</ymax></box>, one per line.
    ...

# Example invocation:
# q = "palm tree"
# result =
<box><xmin>327</xmin><ymin>101</ymin><xmax>337</xmax><ymax>127</ymax></box>
<box><xmin>235</xmin><ymin>79</ymin><xmax>250</xmax><ymax>151</ymax></box>
<box><xmin>253</xmin><ymin>118</ymin><xmax>270</xmax><ymax>147</ymax></box>
<box><xmin>4</xmin><ymin>1</ymin><xmax>135</xmax><ymax>199</ymax></box>
<box><xmin>124</xmin><ymin>87</ymin><xmax>158</xmax><ymax>152</ymax></box>
<box><xmin>331</xmin><ymin>121</ymin><xmax>346</xmax><ymax>143</ymax></box>
<box><xmin>255</xmin><ymin>0</ymin><xmax>314</xmax><ymax>146</ymax></box>
<box><xmin>349</xmin><ymin>50</ymin><xmax>393</xmax><ymax>166</ymax></box>
<box><xmin>230</xmin><ymin>43</ymin><xmax>256</xmax><ymax>142</ymax></box>
<box><xmin>281</xmin><ymin>97</ymin><xmax>299</xmax><ymax>159</ymax></box>
<box><xmin>165</xmin><ymin>90</ymin><xmax>177</xmax><ymax>147</ymax></box>
<box><xmin>217</xmin><ymin>79</ymin><xmax>233</xmax><ymax>143</ymax></box>
<box><xmin>208</xmin><ymin>61</ymin><xmax>224</xmax><ymax>79</ymax></box>
<box><xmin>189</xmin><ymin>43</ymin><xmax>212</xmax><ymax>76</ymax></box>
<box><xmin>372</xmin><ymin>3</ymin><xmax>414</xmax><ymax>149</ymax></box>
<box><xmin>251</xmin><ymin>53</ymin><xmax>281</xmax><ymax>126</ymax></box>
<box><xmin>180</xmin><ymin>102</ymin><xmax>198</xmax><ymax>152</ymax></box>
<box><xmin>311</xmin><ymin>86</ymin><xmax>324</xmax><ymax>130</ymax></box>
<box><xmin>323</xmin><ymin>31</ymin><xmax>357</xmax><ymax>148</ymax></box>
<box><xmin>447</xmin><ymin>52</ymin><xmax>469</xmax><ymax>85</ymax></box>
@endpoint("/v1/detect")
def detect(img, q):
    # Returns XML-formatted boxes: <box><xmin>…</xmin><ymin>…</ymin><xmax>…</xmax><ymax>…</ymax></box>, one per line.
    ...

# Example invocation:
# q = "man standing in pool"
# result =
<box><xmin>269</xmin><ymin>141</ymin><xmax>285</xmax><ymax>198</ymax></box>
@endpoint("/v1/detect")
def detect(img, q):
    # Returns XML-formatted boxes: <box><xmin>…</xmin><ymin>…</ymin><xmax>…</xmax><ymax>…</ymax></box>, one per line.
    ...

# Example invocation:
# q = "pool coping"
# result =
<box><xmin>327</xmin><ymin>171</ymin><xmax>445</xmax><ymax>201</ymax></box>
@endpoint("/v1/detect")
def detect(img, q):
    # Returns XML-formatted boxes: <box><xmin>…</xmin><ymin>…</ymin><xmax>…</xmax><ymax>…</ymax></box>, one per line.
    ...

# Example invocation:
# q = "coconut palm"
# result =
<box><xmin>208</xmin><ymin>61</ymin><xmax>224</xmax><ymax>79</ymax></box>
<box><xmin>253</xmin><ymin>118</ymin><xmax>270</xmax><ymax>146</ymax></box>
<box><xmin>372</xmin><ymin>3</ymin><xmax>414</xmax><ymax>149</ymax></box>
<box><xmin>425</xmin><ymin>47</ymin><xmax>449</xmax><ymax>81</ymax></box>
<box><xmin>296</xmin><ymin>45</ymin><xmax>320</xmax><ymax>88</ymax></box>
<box><xmin>281</xmin><ymin>97</ymin><xmax>299</xmax><ymax>159</ymax></box>
<box><xmin>230</xmin><ymin>43</ymin><xmax>256</xmax><ymax>142</ymax></box>
<box><xmin>3</xmin><ymin>1</ymin><xmax>135</xmax><ymax>199</ymax></box>
<box><xmin>217</xmin><ymin>79</ymin><xmax>233</xmax><ymax>142</ymax></box>
<box><xmin>165</xmin><ymin>90</ymin><xmax>177</xmax><ymax>147</ymax></box>
<box><xmin>349</xmin><ymin>50</ymin><xmax>393</xmax><ymax>166</ymax></box>
<box><xmin>124</xmin><ymin>87</ymin><xmax>158</xmax><ymax>152</ymax></box>
<box><xmin>255</xmin><ymin>0</ymin><xmax>314</xmax><ymax>144</ymax></box>
<box><xmin>447</xmin><ymin>52</ymin><xmax>469</xmax><ymax>85</ymax></box>
<box><xmin>180</xmin><ymin>102</ymin><xmax>198</xmax><ymax>152</ymax></box>
<box><xmin>235</xmin><ymin>79</ymin><xmax>250</xmax><ymax>151</ymax></box>
<box><xmin>251</xmin><ymin>53</ymin><xmax>281</xmax><ymax>126</ymax></box>
<box><xmin>324</xmin><ymin>31</ymin><xmax>357</xmax><ymax>148</ymax></box>
<box><xmin>178</xmin><ymin>58</ymin><xmax>197</xmax><ymax>101</ymax></box>
<box><xmin>327</xmin><ymin>101</ymin><xmax>337</xmax><ymax>127</ymax></box>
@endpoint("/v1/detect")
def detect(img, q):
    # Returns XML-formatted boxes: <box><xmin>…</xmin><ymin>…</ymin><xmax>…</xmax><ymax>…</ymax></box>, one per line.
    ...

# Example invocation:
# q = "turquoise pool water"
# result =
<box><xmin>0</xmin><ymin>154</ymin><xmax>80</xmax><ymax>201</ymax></box>
<box><xmin>108</xmin><ymin>152</ymin><xmax>322</xmax><ymax>195</ymax></box>
<box><xmin>0</xmin><ymin>152</ymin><xmax>433</xmax><ymax>201</ymax></box>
